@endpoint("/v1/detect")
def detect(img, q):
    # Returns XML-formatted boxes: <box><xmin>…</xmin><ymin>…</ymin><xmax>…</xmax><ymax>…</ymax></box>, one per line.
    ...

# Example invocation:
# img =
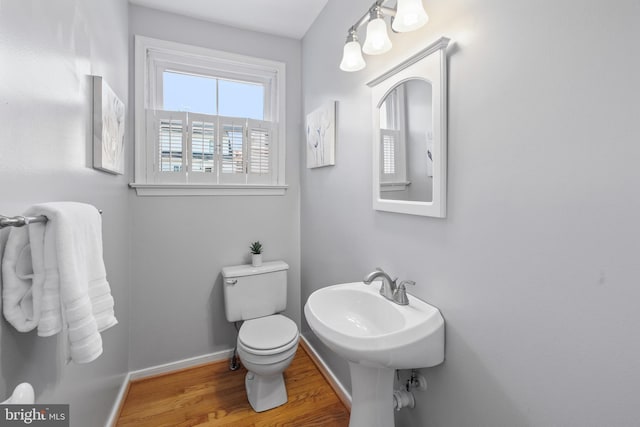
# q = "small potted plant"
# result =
<box><xmin>250</xmin><ymin>241</ymin><xmax>263</xmax><ymax>267</ymax></box>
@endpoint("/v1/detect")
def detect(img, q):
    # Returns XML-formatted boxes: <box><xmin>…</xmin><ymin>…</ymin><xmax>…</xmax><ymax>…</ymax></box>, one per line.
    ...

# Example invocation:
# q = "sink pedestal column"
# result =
<box><xmin>348</xmin><ymin>363</ymin><xmax>395</xmax><ymax>427</ymax></box>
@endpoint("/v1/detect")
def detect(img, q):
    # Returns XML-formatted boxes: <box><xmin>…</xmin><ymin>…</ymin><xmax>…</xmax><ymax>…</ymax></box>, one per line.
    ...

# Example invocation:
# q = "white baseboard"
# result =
<box><xmin>105</xmin><ymin>348</ymin><xmax>234</xmax><ymax>426</ymax></box>
<box><xmin>105</xmin><ymin>371</ymin><xmax>131</xmax><ymax>427</ymax></box>
<box><xmin>128</xmin><ymin>349</ymin><xmax>234</xmax><ymax>381</ymax></box>
<box><xmin>300</xmin><ymin>335</ymin><xmax>352</xmax><ymax>409</ymax></box>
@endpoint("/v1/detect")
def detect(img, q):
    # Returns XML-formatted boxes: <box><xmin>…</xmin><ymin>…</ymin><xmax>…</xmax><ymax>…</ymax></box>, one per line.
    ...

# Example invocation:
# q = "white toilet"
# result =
<box><xmin>221</xmin><ymin>260</ymin><xmax>299</xmax><ymax>412</ymax></box>
<box><xmin>1</xmin><ymin>383</ymin><xmax>34</xmax><ymax>404</ymax></box>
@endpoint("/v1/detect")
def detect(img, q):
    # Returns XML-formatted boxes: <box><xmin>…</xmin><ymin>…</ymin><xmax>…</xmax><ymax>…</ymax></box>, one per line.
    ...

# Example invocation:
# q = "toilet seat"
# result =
<box><xmin>239</xmin><ymin>314</ymin><xmax>299</xmax><ymax>356</ymax></box>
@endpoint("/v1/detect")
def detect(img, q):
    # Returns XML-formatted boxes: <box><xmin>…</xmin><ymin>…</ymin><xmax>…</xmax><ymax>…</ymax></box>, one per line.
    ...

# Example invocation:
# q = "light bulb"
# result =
<box><xmin>340</xmin><ymin>39</ymin><xmax>366</xmax><ymax>72</ymax></box>
<box><xmin>362</xmin><ymin>16</ymin><xmax>392</xmax><ymax>55</ymax></box>
<box><xmin>392</xmin><ymin>0</ymin><xmax>429</xmax><ymax>32</ymax></box>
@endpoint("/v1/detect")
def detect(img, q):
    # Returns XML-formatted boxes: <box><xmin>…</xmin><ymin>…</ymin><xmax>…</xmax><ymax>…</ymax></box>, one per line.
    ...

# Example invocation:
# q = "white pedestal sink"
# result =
<box><xmin>304</xmin><ymin>282</ymin><xmax>445</xmax><ymax>427</ymax></box>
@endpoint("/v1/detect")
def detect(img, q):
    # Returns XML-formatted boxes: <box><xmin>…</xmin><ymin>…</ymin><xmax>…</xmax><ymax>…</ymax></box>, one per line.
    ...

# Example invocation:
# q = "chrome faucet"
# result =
<box><xmin>363</xmin><ymin>268</ymin><xmax>397</xmax><ymax>301</ymax></box>
<box><xmin>364</xmin><ymin>269</ymin><xmax>417</xmax><ymax>305</ymax></box>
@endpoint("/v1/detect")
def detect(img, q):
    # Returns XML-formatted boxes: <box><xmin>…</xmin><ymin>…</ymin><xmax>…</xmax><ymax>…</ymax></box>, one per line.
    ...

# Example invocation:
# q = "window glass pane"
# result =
<box><xmin>163</xmin><ymin>72</ymin><xmax>216</xmax><ymax>115</ymax></box>
<box><xmin>218</xmin><ymin>79</ymin><xmax>264</xmax><ymax>120</ymax></box>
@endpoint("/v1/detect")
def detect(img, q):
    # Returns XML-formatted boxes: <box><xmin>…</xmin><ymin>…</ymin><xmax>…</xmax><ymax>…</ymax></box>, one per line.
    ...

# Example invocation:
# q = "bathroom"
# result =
<box><xmin>1</xmin><ymin>0</ymin><xmax>639</xmax><ymax>426</ymax></box>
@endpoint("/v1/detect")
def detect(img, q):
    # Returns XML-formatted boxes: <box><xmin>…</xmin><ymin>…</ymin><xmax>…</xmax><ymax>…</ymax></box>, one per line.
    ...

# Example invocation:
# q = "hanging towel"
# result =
<box><xmin>1</xmin><ymin>226</ymin><xmax>42</xmax><ymax>332</ymax></box>
<box><xmin>1</xmin><ymin>202</ymin><xmax>117</xmax><ymax>363</ymax></box>
<box><xmin>31</xmin><ymin>217</ymin><xmax>62</xmax><ymax>337</ymax></box>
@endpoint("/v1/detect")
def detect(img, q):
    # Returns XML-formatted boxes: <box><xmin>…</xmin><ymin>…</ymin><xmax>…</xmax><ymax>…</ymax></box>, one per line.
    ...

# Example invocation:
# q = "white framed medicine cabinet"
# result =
<box><xmin>368</xmin><ymin>36</ymin><xmax>450</xmax><ymax>217</ymax></box>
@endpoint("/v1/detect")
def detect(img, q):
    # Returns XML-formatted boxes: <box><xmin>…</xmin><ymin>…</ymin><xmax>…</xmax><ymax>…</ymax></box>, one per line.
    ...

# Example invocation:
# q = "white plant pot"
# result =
<box><xmin>252</xmin><ymin>253</ymin><xmax>263</xmax><ymax>267</ymax></box>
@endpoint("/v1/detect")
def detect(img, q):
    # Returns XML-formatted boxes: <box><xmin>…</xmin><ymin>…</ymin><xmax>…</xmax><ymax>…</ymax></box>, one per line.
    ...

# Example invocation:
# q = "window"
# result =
<box><xmin>132</xmin><ymin>36</ymin><xmax>286</xmax><ymax>196</ymax></box>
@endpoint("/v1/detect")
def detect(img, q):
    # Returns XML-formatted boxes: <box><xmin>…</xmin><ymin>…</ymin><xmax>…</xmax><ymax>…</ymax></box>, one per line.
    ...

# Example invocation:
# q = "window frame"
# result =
<box><xmin>132</xmin><ymin>35</ymin><xmax>287</xmax><ymax>196</ymax></box>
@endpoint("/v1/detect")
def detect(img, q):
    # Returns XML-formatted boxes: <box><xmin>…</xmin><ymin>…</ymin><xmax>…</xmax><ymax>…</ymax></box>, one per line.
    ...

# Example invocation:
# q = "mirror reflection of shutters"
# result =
<box><xmin>381</xmin><ymin>129</ymin><xmax>400</xmax><ymax>181</ymax></box>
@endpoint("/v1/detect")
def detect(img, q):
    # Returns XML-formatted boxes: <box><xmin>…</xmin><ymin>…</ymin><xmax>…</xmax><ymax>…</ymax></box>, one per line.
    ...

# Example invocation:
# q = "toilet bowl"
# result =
<box><xmin>221</xmin><ymin>260</ymin><xmax>299</xmax><ymax>412</ymax></box>
<box><xmin>237</xmin><ymin>314</ymin><xmax>299</xmax><ymax>412</ymax></box>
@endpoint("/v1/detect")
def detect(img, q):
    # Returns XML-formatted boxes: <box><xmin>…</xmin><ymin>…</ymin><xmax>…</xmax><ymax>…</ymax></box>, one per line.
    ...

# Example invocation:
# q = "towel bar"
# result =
<box><xmin>0</xmin><ymin>211</ymin><xmax>103</xmax><ymax>229</ymax></box>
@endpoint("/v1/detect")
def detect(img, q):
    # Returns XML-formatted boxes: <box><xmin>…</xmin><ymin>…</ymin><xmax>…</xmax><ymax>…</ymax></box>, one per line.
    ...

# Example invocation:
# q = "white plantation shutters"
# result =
<box><xmin>147</xmin><ymin>111</ymin><xmax>274</xmax><ymax>184</ymax></box>
<box><xmin>219</xmin><ymin>116</ymin><xmax>246</xmax><ymax>183</ymax></box>
<box><xmin>189</xmin><ymin>114</ymin><xmax>216</xmax><ymax>179</ymax></box>
<box><xmin>149</xmin><ymin>110</ymin><xmax>187</xmax><ymax>183</ymax></box>
<box><xmin>247</xmin><ymin>119</ymin><xmax>273</xmax><ymax>184</ymax></box>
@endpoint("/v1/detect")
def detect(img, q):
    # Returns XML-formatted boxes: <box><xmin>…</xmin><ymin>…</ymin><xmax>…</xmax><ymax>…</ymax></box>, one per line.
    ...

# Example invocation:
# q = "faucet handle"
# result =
<box><xmin>393</xmin><ymin>280</ymin><xmax>416</xmax><ymax>305</ymax></box>
<box><xmin>399</xmin><ymin>280</ymin><xmax>415</xmax><ymax>288</ymax></box>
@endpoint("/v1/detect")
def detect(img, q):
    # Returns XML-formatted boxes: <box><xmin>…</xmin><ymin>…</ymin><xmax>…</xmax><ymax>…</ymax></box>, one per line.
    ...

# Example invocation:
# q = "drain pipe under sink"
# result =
<box><xmin>393</xmin><ymin>369</ymin><xmax>428</xmax><ymax>411</ymax></box>
<box><xmin>392</xmin><ymin>389</ymin><xmax>415</xmax><ymax>411</ymax></box>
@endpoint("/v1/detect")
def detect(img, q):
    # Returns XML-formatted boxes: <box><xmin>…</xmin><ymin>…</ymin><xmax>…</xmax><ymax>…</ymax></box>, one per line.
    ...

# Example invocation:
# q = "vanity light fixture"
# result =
<box><xmin>339</xmin><ymin>0</ymin><xmax>429</xmax><ymax>72</ymax></box>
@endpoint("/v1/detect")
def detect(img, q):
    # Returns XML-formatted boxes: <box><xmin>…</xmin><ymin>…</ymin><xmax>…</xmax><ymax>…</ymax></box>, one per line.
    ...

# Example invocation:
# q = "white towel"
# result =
<box><xmin>2</xmin><ymin>226</ymin><xmax>42</xmax><ymax>332</ymax></box>
<box><xmin>1</xmin><ymin>202</ymin><xmax>117</xmax><ymax>363</ymax></box>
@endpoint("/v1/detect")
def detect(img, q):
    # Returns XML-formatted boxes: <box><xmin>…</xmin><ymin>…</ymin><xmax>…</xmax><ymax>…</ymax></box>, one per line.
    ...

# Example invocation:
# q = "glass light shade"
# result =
<box><xmin>392</xmin><ymin>0</ymin><xmax>429</xmax><ymax>32</ymax></box>
<box><xmin>362</xmin><ymin>18</ymin><xmax>393</xmax><ymax>55</ymax></box>
<box><xmin>340</xmin><ymin>40</ymin><xmax>366</xmax><ymax>72</ymax></box>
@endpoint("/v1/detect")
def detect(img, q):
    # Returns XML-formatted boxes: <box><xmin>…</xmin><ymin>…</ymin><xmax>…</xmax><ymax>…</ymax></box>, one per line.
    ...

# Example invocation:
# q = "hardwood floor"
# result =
<box><xmin>116</xmin><ymin>346</ymin><xmax>350</xmax><ymax>426</ymax></box>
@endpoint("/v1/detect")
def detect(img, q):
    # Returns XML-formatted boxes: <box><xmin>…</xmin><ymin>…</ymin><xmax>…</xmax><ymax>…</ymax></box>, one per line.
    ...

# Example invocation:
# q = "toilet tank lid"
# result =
<box><xmin>222</xmin><ymin>260</ymin><xmax>289</xmax><ymax>278</ymax></box>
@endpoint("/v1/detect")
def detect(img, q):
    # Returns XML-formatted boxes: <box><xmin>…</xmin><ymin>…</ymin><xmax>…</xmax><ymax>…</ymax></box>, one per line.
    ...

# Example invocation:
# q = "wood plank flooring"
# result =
<box><xmin>116</xmin><ymin>346</ymin><xmax>350</xmax><ymax>427</ymax></box>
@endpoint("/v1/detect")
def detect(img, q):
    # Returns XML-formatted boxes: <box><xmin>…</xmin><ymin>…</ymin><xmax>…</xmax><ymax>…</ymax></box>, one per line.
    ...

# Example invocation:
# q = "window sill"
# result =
<box><xmin>380</xmin><ymin>181</ymin><xmax>411</xmax><ymax>192</ymax></box>
<box><xmin>129</xmin><ymin>183</ymin><xmax>288</xmax><ymax>197</ymax></box>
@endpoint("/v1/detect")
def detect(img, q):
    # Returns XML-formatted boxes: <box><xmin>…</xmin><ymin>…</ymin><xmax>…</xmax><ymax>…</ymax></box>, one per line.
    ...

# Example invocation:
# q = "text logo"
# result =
<box><xmin>1</xmin><ymin>405</ymin><xmax>69</xmax><ymax>426</ymax></box>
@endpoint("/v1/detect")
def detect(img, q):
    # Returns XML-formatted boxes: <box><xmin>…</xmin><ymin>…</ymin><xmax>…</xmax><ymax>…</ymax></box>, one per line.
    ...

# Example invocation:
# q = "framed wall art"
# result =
<box><xmin>306</xmin><ymin>101</ymin><xmax>336</xmax><ymax>168</ymax></box>
<box><xmin>93</xmin><ymin>75</ymin><xmax>125</xmax><ymax>175</ymax></box>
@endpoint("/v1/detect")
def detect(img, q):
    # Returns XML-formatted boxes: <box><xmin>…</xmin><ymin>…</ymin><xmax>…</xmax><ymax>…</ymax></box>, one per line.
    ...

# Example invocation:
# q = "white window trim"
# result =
<box><xmin>128</xmin><ymin>183</ymin><xmax>287</xmax><ymax>197</ymax></box>
<box><xmin>132</xmin><ymin>35</ymin><xmax>287</xmax><ymax>196</ymax></box>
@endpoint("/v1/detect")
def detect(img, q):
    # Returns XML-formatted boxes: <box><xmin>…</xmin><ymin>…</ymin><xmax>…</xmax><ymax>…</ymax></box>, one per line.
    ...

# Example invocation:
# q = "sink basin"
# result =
<box><xmin>304</xmin><ymin>281</ymin><xmax>444</xmax><ymax>369</ymax></box>
<box><xmin>304</xmin><ymin>281</ymin><xmax>445</xmax><ymax>427</ymax></box>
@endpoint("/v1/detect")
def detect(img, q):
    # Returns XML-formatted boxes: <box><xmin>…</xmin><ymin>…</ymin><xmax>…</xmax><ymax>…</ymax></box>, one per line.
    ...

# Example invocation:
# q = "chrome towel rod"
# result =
<box><xmin>0</xmin><ymin>211</ymin><xmax>103</xmax><ymax>229</ymax></box>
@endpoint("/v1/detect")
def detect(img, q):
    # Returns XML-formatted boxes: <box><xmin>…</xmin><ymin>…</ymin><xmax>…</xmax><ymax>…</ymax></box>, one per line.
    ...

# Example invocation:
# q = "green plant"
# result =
<box><xmin>249</xmin><ymin>241</ymin><xmax>263</xmax><ymax>255</ymax></box>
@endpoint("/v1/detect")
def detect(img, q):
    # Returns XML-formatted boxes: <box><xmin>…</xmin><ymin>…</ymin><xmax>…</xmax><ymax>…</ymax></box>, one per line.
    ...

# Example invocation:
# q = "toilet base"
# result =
<box><xmin>245</xmin><ymin>371</ymin><xmax>288</xmax><ymax>412</ymax></box>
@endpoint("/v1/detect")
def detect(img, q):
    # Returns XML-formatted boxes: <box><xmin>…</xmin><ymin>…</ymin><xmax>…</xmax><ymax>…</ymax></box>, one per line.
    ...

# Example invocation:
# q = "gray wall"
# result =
<box><xmin>128</xmin><ymin>6</ymin><xmax>302</xmax><ymax>370</ymax></box>
<box><xmin>0</xmin><ymin>1</ymin><xmax>131</xmax><ymax>426</ymax></box>
<box><xmin>301</xmin><ymin>1</ymin><xmax>640</xmax><ymax>426</ymax></box>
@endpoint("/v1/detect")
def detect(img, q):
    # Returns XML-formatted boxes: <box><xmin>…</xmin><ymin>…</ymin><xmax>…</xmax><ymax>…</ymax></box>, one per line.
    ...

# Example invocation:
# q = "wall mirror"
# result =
<box><xmin>368</xmin><ymin>37</ymin><xmax>449</xmax><ymax>217</ymax></box>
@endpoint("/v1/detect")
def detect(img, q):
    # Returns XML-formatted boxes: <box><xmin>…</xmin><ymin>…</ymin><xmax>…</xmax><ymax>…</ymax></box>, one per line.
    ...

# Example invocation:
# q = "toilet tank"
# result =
<box><xmin>221</xmin><ymin>260</ymin><xmax>289</xmax><ymax>322</ymax></box>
